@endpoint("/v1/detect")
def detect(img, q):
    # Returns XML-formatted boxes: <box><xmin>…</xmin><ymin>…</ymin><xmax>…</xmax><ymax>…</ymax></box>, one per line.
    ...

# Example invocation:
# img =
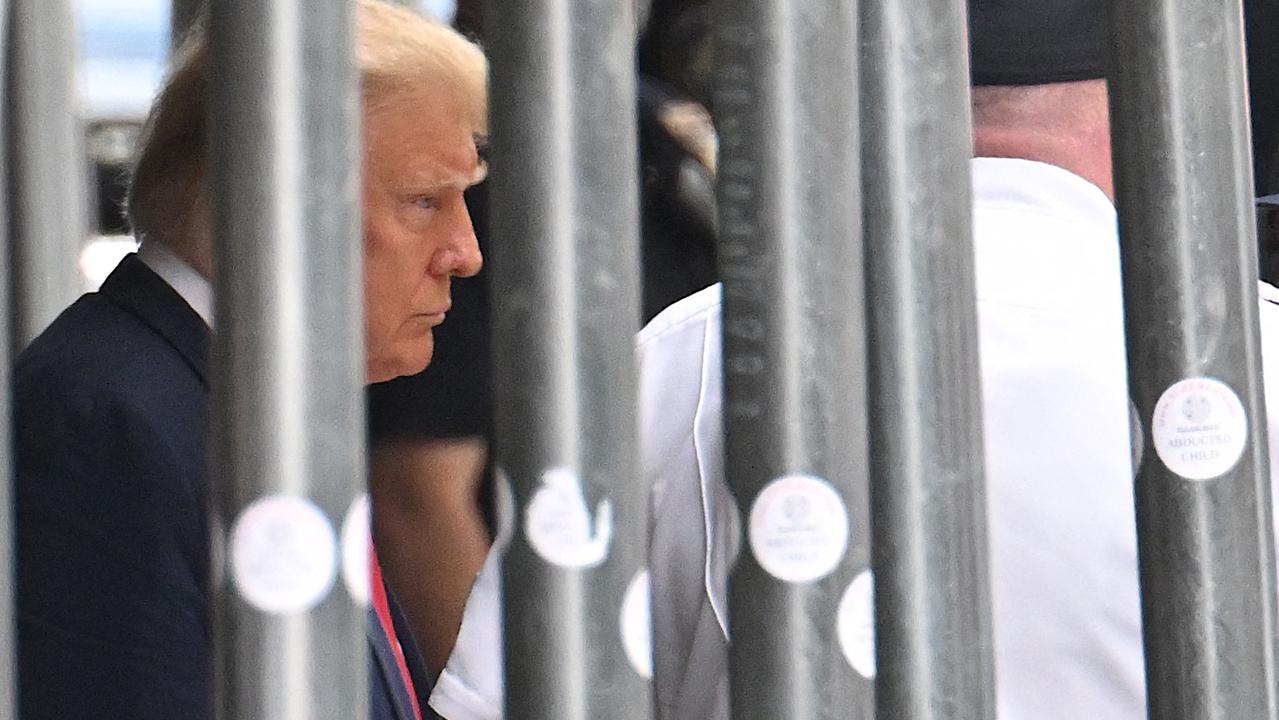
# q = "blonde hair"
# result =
<box><xmin>126</xmin><ymin>0</ymin><xmax>487</xmax><ymax>251</ymax></box>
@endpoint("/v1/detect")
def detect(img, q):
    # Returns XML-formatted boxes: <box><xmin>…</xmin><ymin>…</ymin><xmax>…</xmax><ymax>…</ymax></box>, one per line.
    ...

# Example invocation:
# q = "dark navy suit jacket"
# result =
<box><xmin>15</xmin><ymin>254</ymin><xmax>429</xmax><ymax>719</ymax></box>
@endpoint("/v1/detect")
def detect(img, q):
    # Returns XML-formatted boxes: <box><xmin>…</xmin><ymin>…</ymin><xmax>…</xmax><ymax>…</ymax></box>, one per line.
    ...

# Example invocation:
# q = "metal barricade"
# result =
<box><xmin>206</xmin><ymin>1</ymin><xmax>368</xmax><ymax>718</ymax></box>
<box><xmin>860</xmin><ymin>0</ymin><xmax>996</xmax><ymax>716</ymax></box>
<box><xmin>5</xmin><ymin>1</ymin><xmax>1279</xmax><ymax>719</ymax></box>
<box><xmin>484</xmin><ymin>0</ymin><xmax>651</xmax><ymax>718</ymax></box>
<box><xmin>710</xmin><ymin>1</ymin><xmax>872</xmax><ymax>718</ymax></box>
<box><xmin>0</xmin><ymin>0</ymin><xmax>14</xmax><ymax>715</ymax></box>
<box><xmin>6</xmin><ymin>0</ymin><xmax>85</xmax><ymax>351</ymax></box>
<box><xmin>1109</xmin><ymin>0</ymin><xmax>1279</xmax><ymax>717</ymax></box>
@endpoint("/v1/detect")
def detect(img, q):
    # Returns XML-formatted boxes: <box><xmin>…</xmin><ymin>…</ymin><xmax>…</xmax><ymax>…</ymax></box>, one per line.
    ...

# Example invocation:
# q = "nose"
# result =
<box><xmin>430</xmin><ymin>198</ymin><xmax>483</xmax><ymax>278</ymax></box>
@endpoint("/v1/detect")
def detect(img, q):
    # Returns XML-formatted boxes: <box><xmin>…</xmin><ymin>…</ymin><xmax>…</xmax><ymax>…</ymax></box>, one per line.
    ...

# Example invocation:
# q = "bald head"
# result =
<box><xmin>971</xmin><ymin>79</ymin><xmax>1114</xmax><ymax>199</ymax></box>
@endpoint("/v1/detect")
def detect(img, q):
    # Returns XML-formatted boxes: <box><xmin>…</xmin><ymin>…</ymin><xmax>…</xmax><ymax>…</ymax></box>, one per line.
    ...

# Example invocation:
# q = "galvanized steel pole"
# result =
<box><xmin>6</xmin><ymin>0</ymin><xmax>85</xmax><ymax>351</ymax></box>
<box><xmin>1108</xmin><ymin>0</ymin><xmax>1279</xmax><ymax>718</ymax></box>
<box><xmin>206</xmin><ymin>1</ymin><xmax>367</xmax><ymax>719</ymax></box>
<box><xmin>0</xmin><ymin>0</ymin><xmax>15</xmax><ymax>714</ymax></box>
<box><xmin>712</xmin><ymin>2</ymin><xmax>871</xmax><ymax>718</ymax></box>
<box><xmin>859</xmin><ymin>0</ymin><xmax>997</xmax><ymax>718</ymax></box>
<box><xmin>485</xmin><ymin>0</ymin><xmax>650</xmax><ymax>718</ymax></box>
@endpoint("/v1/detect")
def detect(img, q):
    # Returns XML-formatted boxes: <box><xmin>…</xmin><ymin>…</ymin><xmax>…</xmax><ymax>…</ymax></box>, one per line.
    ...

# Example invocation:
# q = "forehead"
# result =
<box><xmin>363</xmin><ymin>86</ymin><xmax>482</xmax><ymax>188</ymax></box>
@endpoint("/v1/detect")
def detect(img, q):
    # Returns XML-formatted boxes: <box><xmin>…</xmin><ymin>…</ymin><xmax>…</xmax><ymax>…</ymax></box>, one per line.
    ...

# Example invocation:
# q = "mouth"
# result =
<box><xmin>416</xmin><ymin>310</ymin><xmax>448</xmax><ymax>326</ymax></box>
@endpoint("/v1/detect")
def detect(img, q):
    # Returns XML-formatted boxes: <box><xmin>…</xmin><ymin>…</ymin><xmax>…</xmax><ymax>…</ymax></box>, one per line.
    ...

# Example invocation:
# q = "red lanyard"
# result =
<box><xmin>370</xmin><ymin>546</ymin><xmax>425</xmax><ymax>720</ymax></box>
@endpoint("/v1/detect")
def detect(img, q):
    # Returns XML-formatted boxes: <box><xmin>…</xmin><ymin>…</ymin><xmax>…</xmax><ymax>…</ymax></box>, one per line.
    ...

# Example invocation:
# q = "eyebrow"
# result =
<box><xmin>411</xmin><ymin>161</ymin><xmax>488</xmax><ymax>195</ymax></box>
<box><xmin>465</xmin><ymin>161</ymin><xmax>489</xmax><ymax>187</ymax></box>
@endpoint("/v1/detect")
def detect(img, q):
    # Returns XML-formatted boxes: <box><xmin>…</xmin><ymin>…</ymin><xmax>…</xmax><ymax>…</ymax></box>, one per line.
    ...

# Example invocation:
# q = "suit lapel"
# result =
<box><xmin>101</xmin><ymin>254</ymin><xmax>437</xmax><ymax>719</ymax></box>
<box><xmin>98</xmin><ymin>254</ymin><xmax>210</xmax><ymax>385</ymax></box>
<box><xmin>388</xmin><ymin>586</ymin><xmax>435</xmax><ymax>713</ymax></box>
<box><xmin>368</xmin><ymin>606</ymin><xmax>419</xmax><ymax>720</ymax></box>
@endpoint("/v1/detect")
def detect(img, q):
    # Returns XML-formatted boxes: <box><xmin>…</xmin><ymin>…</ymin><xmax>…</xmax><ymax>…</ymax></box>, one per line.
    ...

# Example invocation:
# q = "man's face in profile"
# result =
<box><xmin>361</xmin><ymin>86</ymin><xmax>486</xmax><ymax>384</ymax></box>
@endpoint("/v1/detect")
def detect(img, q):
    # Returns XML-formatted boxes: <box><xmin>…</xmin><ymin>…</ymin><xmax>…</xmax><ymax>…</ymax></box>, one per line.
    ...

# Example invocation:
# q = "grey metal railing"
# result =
<box><xmin>1108</xmin><ymin>0</ymin><xmax>1279</xmax><ymax>717</ymax></box>
<box><xmin>206</xmin><ymin>1</ymin><xmax>368</xmax><ymax>718</ymax></box>
<box><xmin>860</xmin><ymin>0</ymin><xmax>996</xmax><ymax>717</ymax></box>
<box><xmin>0</xmin><ymin>0</ymin><xmax>15</xmax><ymax>714</ymax></box>
<box><xmin>859</xmin><ymin>0</ymin><xmax>997</xmax><ymax>716</ymax></box>
<box><xmin>6</xmin><ymin>0</ymin><xmax>85</xmax><ymax>352</ymax></box>
<box><xmin>4</xmin><ymin>2</ymin><xmax>1279</xmax><ymax>720</ymax></box>
<box><xmin>710</xmin><ymin>1</ymin><xmax>872</xmax><ymax>718</ymax></box>
<box><xmin>484</xmin><ymin>0</ymin><xmax>651</xmax><ymax>718</ymax></box>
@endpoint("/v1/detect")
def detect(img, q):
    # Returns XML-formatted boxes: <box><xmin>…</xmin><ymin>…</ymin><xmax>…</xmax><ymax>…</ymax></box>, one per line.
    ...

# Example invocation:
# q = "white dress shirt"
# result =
<box><xmin>136</xmin><ymin>241</ymin><xmax>214</xmax><ymax>327</ymax></box>
<box><xmin>431</xmin><ymin>157</ymin><xmax>1279</xmax><ymax>720</ymax></box>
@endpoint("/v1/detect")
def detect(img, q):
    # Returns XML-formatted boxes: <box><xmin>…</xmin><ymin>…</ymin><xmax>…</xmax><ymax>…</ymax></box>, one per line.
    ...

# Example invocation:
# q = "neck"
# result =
<box><xmin>973</xmin><ymin>126</ymin><xmax>1114</xmax><ymax>202</ymax></box>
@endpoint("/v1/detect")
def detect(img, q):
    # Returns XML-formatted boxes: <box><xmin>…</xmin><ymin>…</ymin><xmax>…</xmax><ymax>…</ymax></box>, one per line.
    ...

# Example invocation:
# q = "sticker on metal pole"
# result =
<box><xmin>340</xmin><ymin>493</ymin><xmax>371</xmax><ymax>606</ymax></box>
<box><xmin>748</xmin><ymin>474</ymin><xmax>849</xmax><ymax>583</ymax></box>
<box><xmin>229</xmin><ymin>495</ymin><xmax>339</xmax><ymax>614</ymax></box>
<box><xmin>524</xmin><ymin>467</ymin><xmax>613</xmax><ymax>568</ymax></box>
<box><xmin>620</xmin><ymin>569</ymin><xmax>653</xmax><ymax>679</ymax></box>
<box><xmin>1152</xmin><ymin>377</ymin><xmax>1248</xmax><ymax>481</ymax></box>
<box><xmin>837</xmin><ymin>570</ymin><xmax>876</xmax><ymax>679</ymax></box>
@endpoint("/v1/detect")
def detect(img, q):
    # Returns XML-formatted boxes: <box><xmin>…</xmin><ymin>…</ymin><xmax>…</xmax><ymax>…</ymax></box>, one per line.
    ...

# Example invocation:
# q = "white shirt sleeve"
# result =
<box><xmin>427</xmin><ymin>285</ymin><xmax>731</xmax><ymax>720</ymax></box>
<box><xmin>639</xmin><ymin>286</ymin><xmax>732</xmax><ymax>720</ymax></box>
<box><xmin>427</xmin><ymin>547</ymin><xmax>504</xmax><ymax>720</ymax></box>
<box><xmin>1256</xmin><ymin>284</ymin><xmax>1279</xmax><ymax>561</ymax></box>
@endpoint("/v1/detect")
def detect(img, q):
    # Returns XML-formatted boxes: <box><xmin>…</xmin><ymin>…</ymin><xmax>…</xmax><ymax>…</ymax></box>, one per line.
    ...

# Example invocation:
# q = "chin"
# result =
<box><xmin>367</xmin><ymin>342</ymin><xmax>434</xmax><ymax>384</ymax></box>
<box><xmin>365</xmin><ymin>327</ymin><xmax>434</xmax><ymax>383</ymax></box>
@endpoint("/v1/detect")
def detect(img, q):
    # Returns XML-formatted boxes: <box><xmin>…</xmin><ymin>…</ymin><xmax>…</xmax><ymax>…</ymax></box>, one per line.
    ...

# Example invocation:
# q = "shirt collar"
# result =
<box><xmin>972</xmin><ymin>156</ymin><xmax>1115</xmax><ymax>228</ymax></box>
<box><xmin>136</xmin><ymin>241</ymin><xmax>214</xmax><ymax>327</ymax></box>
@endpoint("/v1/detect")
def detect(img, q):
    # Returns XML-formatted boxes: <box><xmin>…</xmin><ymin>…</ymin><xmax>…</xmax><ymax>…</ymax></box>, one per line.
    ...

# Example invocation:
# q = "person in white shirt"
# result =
<box><xmin>636</xmin><ymin>21</ymin><xmax>1279</xmax><ymax>720</ymax></box>
<box><xmin>429</xmin><ymin>2</ymin><xmax>1279</xmax><ymax>719</ymax></box>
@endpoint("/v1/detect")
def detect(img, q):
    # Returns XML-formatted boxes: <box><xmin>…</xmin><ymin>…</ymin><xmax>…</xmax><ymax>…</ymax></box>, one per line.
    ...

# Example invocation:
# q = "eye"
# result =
<box><xmin>411</xmin><ymin>195</ymin><xmax>441</xmax><ymax>211</ymax></box>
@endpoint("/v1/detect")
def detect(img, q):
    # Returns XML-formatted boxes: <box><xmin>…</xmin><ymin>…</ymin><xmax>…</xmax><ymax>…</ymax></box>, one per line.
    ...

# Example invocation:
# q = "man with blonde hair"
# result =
<box><xmin>13</xmin><ymin>2</ymin><xmax>485</xmax><ymax>718</ymax></box>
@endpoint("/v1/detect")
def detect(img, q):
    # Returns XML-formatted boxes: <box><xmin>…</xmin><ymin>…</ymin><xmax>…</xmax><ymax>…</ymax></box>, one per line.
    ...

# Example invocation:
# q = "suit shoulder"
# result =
<box><xmin>14</xmin><ymin>294</ymin><xmax>207</xmax><ymax>446</ymax></box>
<box><xmin>16</xmin><ymin>293</ymin><xmax>200</xmax><ymax>399</ymax></box>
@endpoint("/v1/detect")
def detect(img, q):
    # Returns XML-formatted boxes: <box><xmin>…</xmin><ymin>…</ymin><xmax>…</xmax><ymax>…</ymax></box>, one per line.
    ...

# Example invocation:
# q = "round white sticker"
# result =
<box><xmin>748</xmin><ymin>475</ymin><xmax>849</xmax><ymax>584</ymax></box>
<box><xmin>229</xmin><ymin>495</ymin><xmax>338</xmax><ymax>614</ymax></box>
<box><xmin>620</xmin><ymin>570</ymin><xmax>653</xmax><ymax>679</ymax></box>
<box><xmin>837</xmin><ymin>570</ymin><xmax>876</xmax><ymax>679</ymax></box>
<box><xmin>340</xmin><ymin>494</ymin><xmax>371</xmax><ymax>607</ymax></box>
<box><xmin>1152</xmin><ymin>377</ymin><xmax>1248</xmax><ymax>481</ymax></box>
<box><xmin>524</xmin><ymin>468</ymin><xmax>614</xmax><ymax>569</ymax></box>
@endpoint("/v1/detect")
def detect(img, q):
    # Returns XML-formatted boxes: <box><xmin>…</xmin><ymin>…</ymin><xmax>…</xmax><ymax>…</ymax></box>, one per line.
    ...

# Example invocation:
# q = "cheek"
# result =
<box><xmin>364</xmin><ymin>250</ymin><xmax>427</xmax><ymax>334</ymax></box>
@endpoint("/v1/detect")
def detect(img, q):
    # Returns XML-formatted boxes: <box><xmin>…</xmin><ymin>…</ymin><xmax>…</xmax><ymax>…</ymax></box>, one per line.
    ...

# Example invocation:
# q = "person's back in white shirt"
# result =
<box><xmin>428</xmin><ymin>156</ymin><xmax>1279</xmax><ymax>719</ymax></box>
<box><xmin>636</xmin><ymin>157</ymin><xmax>1279</xmax><ymax>719</ymax></box>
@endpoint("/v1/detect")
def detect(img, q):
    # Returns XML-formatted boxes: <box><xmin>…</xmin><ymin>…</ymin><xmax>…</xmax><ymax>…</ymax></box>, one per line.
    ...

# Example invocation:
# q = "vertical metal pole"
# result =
<box><xmin>0</xmin><ymin>0</ymin><xmax>15</xmax><ymax>714</ymax></box>
<box><xmin>859</xmin><ymin>0</ymin><xmax>997</xmax><ymax>717</ymax></box>
<box><xmin>1108</xmin><ymin>1</ymin><xmax>1279</xmax><ymax>718</ymax></box>
<box><xmin>207</xmin><ymin>1</ymin><xmax>367</xmax><ymax>719</ymax></box>
<box><xmin>6</xmin><ymin>0</ymin><xmax>85</xmax><ymax>352</ymax></box>
<box><xmin>712</xmin><ymin>2</ymin><xmax>871</xmax><ymax>719</ymax></box>
<box><xmin>486</xmin><ymin>0</ymin><xmax>650</xmax><ymax>717</ymax></box>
